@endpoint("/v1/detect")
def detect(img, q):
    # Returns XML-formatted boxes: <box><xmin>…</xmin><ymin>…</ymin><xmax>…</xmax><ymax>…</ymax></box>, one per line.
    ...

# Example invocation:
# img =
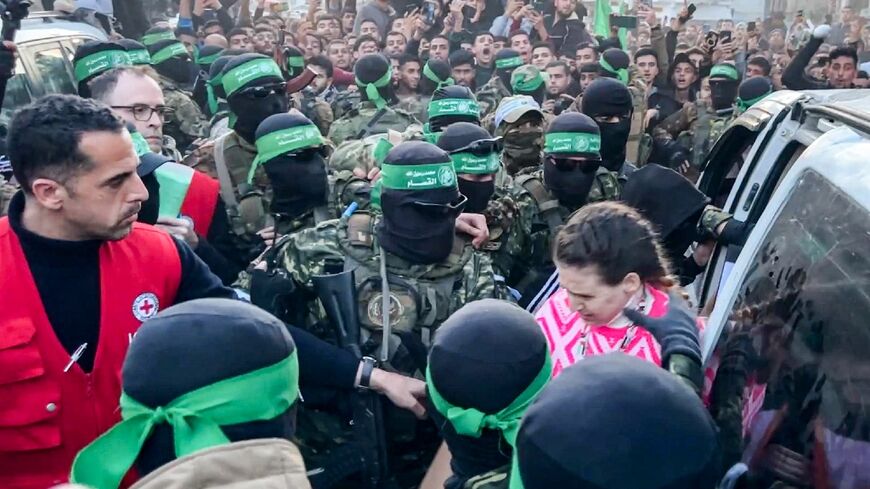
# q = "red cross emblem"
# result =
<box><xmin>132</xmin><ymin>293</ymin><xmax>160</xmax><ymax>321</ymax></box>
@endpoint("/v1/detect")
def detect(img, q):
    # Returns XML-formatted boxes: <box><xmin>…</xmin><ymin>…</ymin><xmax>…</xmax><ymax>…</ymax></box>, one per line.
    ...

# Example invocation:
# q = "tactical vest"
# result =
<box><xmin>514</xmin><ymin>173</ymin><xmax>567</xmax><ymax>269</ymax></box>
<box><xmin>337</xmin><ymin>213</ymin><xmax>473</xmax><ymax>353</ymax></box>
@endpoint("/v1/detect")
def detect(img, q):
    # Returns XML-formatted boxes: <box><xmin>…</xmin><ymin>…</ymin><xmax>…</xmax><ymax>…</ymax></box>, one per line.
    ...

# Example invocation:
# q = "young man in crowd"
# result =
<box><xmin>472</xmin><ymin>31</ymin><xmax>495</xmax><ymax>86</ymax></box>
<box><xmin>531</xmin><ymin>42</ymin><xmax>555</xmax><ymax>70</ymax></box>
<box><xmin>450</xmin><ymin>49</ymin><xmax>477</xmax><ymax>89</ymax></box>
<box><xmin>396</xmin><ymin>54</ymin><xmax>422</xmax><ymax>100</ymax></box>
<box><xmin>327</xmin><ymin>38</ymin><xmax>352</xmax><ymax>70</ymax></box>
<box><xmin>510</xmin><ymin>30</ymin><xmax>532</xmax><ymax>63</ymax></box>
<box><xmin>385</xmin><ymin>31</ymin><xmax>408</xmax><ymax>56</ymax></box>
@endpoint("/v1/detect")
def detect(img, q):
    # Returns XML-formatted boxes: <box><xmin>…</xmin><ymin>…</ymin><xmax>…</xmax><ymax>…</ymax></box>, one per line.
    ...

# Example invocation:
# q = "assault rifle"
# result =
<box><xmin>313</xmin><ymin>261</ymin><xmax>389</xmax><ymax>489</ymax></box>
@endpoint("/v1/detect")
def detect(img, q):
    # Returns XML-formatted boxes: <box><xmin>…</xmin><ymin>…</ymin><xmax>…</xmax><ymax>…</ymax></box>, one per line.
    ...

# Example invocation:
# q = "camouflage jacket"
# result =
<box><xmin>396</xmin><ymin>93</ymin><xmax>430</xmax><ymax>123</ymax></box>
<box><xmin>329</xmin><ymin>128</ymin><xmax>425</xmax><ymax>174</ymax></box>
<box><xmin>481</xmin><ymin>189</ymin><xmax>520</xmax><ymax>281</ymax></box>
<box><xmin>653</xmin><ymin>101</ymin><xmax>732</xmax><ymax>170</ymax></box>
<box><xmin>291</xmin><ymin>89</ymin><xmax>334</xmax><ymax>136</ymax></box>
<box><xmin>160</xmin><ymin>75</ymin><xmax>210</xmax><ymax>151</ymax></box>
<box><xmin>327</xmin><ymin>101</ymin><xmax>422</xmax><ymax>146</ymax></box>
<box><xmin>330</xmin><ymin>89</ymin><xmax>361</xmax><ymax>120</ymax></box>
<box><xmin>475</xmin><ymin>76</ymin><xmax>512</xmax><ymax>120</ymax></box>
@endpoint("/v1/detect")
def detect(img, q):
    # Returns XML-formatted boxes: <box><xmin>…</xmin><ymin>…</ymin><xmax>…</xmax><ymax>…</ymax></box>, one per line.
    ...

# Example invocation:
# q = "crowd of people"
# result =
<box><xmin>0</xmin><ymin>0</ymin><xmax>866</xmax><ymax>488</ymax></box>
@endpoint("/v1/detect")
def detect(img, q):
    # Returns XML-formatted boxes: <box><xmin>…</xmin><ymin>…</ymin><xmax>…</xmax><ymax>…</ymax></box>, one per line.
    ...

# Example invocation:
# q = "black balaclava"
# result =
<box><xmin>494</xmin><ymin>48</ymin><xmax>523</xmax><ymax>90</ymax></box>
<box><xmin>127</xmin><ymin>299</ymin><xmax>299</xmax><ymax>476</ymax></box>
<box><xmin>253</xmin><ymin>112</ymin><xmax>327</xmax><ymax>221</ymax></box>
<box><xmin>191</xmin><ymin>45</ymin><xmax>224</xmax><ymax>113</ymax></box>
<box><xmin>355</xmin><ymin>53</ymin><xmax>397</xmax><ymax>108</ymax></box>
<box><xmin>419</xmin><ymin>58</ymin><xmax>453</xmax><ymax>95</ymax></box>
<box><xmin>73</xmin><ymin>40</ymin><xmax>131</xmax><ymax>97</ymax></box>
<box><xmin>708</xmin><ymin>64</ymin><xmax>741</xmax><ymax>112</ymax></box>
<box><xmin>117</xmin><ymin>38</ymin><xmax>152</xmax><ymax>65</ymax></box>
<box><xmin>736</xmin><ymin>76</ymin><xmax>774</xmax><ymax>113</ymax></box>
<box><xmin>377</xmin><ymin>141</ymin><xmax>463</xmax><ymax>265</ymax></box>
<box><xmin>148</xmin><ymin>39</ymin><xmax>196</xmax><ymax>86</ymax></box>
<box><xmin>517</xmin><ymin>355</ymin><xmax>721</xmax><ymax>489</ymax></box>
<box><xmin>437</xmin><ymin>122</ymin><xmax>497</xmax><ymax>213</ymax></box>
<box><xmin>196</xmin><ymin>44</ymin><xmax>224</xmax><ymax>73</ymax></box>
<box><xmin>428</xmin><ymin>300</ymin><xmax>549</xmax><ymax>477</ymax></box>
<box><xmin>205</xmin><ymin>55</ymin><xmax>235</xmax><ymax>117</ymax></box>
<box><xmin>621</xmin><ymin>164</ymin><xmax>709</xmax><ymax>265</ymax></box>
<box><xmin>543</xmin><ymin>112</ymin><xmax>602</xmax><ymax>210</ymax></box>
<box><xmin>428</xmin><ymin>85</ymin><xmax>481</xmax><ymax>133</ymax></box>
<box><xmin>598</xmin><ymin>48</ymin><xmax>631</xmax><ymax>85</ymax></box>
<box><xmin>581</xmin><ymin>77</ymin><xmax>633</xmax><ymax>172</ymax></box>
<box><xmin>282</xmin><ymin>45</ymin><xmax>306</xmax><ymax>80</ymax></box>
<box><xmin>224</xmin><ymin>53</ymin><xmax>288</xmax><ymax>144</ymax></box>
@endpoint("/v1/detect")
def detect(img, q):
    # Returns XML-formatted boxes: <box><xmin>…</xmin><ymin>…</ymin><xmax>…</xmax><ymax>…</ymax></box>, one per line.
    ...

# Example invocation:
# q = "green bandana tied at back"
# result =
<box><xmin>249</xmin><ymin>124</ymin><xmax>323</xmax><ymax>183</ymax></box>
<box><xmin>286</xmin><ymin>56</ymin><xmax>305</xmax><ymax>68</ymax></box>
<box><xmin>74</xmin><ymin>50</ymin><xmax>132</xmax><ymax>82</ymax></box>
<box><xmin>355</xmin><ymin>67</ymin><xmax>393</xmax><ymax>110</ymax></box>
<box><xmin>222</xmin><ymin>58</ymin><xmax>284</xmax><ymax>97</ymax></box>
<box><xmin>150</xmin><ymin>42</ymin><xmax>189</xmax><ymax>65</ymax></box>
<box><xmin>710</xmin><ymin>64</ymin><xmax>740</xmax><ymax>81</ymax></box>
<box><xmin>599</xmin><ymin>57</ymin><xmax>629</xmax><ymax>85</ymax></box>
<box><xmin>380</xmin><ymin>161</ymin><xmax>457</xmax><ymax>190</ymax></box>
<box><xmin>451</xmin><ymin>152</ymin><xmax>499</xmax><ymax>174</ymax></box>
<box><xmin>513</xmin><ymin>72</ymin><xmax>547</xmax><ymax>93</ymax></box>
<box><xmin>495</xmin><ymin>56</ymin><xmax>523</xmax><ymax>70</ymax></box>
<box><xmin>131</xmin><ymin>131</ymin><xmax>152</xmax><ymax>157</ymax></box>
<box><xmin>428</xmin><ymin>98</ymin><xmax>480</xmax><ymax>119</ymax></box>
<box><xmin>423</xmin><ymin>63</ymin><xmax>454</xmax><ymax>89</ymax></box>
<box><xmin>127</xmin><ymin>49</ymin><xmax>151</xmax><ymax>65</ymax></box>
<box><xmin>141</xmin><ymin>31</ymin><xmax>177</xmax><ymax>46</ymax></box>
<box><xmin>545</xmin><ymin>132</ymin><xmax>601</xmax><ymax>155</ymax></box>
<box><xmin>427</xmin><ymin>354</ymin><xmax>552</xmax><ymax>489</ymax></box>
<box><xmin>736</xmin><ymin>92</ymin><xmax>770</xmax><ymax>113</ymax></box>
<box><xmin>70</xmin><ymin>352</ymin><xmax>300</xmax><ymax>489</ymax></box>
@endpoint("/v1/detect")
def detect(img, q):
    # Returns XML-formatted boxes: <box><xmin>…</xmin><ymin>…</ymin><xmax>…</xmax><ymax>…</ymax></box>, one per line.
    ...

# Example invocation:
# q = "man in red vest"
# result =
<box><xmin>88</xmin><ymin>65</ymin><xmax>246</xmax><ymax>285</ymax></box>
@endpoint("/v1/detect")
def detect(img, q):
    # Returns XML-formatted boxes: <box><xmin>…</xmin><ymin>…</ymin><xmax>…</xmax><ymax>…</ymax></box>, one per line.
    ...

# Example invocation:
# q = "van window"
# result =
<box><xmin>700</xmin><ymin>125</ymin><xmax>759</xmax><ymax>208</ymax></box>
<box><xmin>708</xmin><ymin>169</ymin><xmax>870</xmax><ymax>488</ymax></box>
<box><xmin>32</xmin><ymin>44</ymin><xmax>76</xmax><ymax>95</ymax></box>
<box><xmin>0</xmin><ymin>57</ymin><xmax>32</xmax><ymax>127</ymax></box>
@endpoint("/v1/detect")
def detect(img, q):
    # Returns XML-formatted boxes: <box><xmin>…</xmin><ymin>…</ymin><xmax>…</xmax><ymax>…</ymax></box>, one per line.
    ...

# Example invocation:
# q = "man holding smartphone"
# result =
<box><xmin>543</xmin><ymin>0</ymin><xmax>593</xmax><ymax>56</ymax></box>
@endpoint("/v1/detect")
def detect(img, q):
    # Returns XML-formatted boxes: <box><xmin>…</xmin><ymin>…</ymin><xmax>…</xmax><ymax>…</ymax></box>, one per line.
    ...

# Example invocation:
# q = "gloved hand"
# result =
<box><xmin>623</xmin><ymin>291</ymin><xmax>701</xmax><ymax>364</ymax></box>
<box><xmin>0</xmin><ymin>42</ymin><xmax>17</xmax><ymax>80</ymax></box>
<box><xmin>813</xmin><ymin>24</ymin><xmax>831</xmax><ymax>40</ymax></box>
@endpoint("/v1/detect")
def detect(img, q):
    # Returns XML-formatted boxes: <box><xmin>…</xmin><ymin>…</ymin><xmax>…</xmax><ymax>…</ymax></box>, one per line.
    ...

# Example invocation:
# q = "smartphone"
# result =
<box><xmin>531</xmin><ymin>0</ymin><xmax>547</xmax><ymax>13</ymax></box>
<box><xmin>611</xmin><ymin>14</ymin><xmax>638</xmax><ymax>29</ymax></box>
<box><xmin>747</xmin><ymin>21</ymin><xmax>756</xmax><ymax>32</ymax></box>
<box><xmin>422</xmin><ymin>1</ymin><xmax>437</xmax><ymax>25</ymax></box>
<box><xmin>719</xmin><ymin>30</ymin><xmax>732</xmax><ymax>44</ymax></box>
<box><xmin>270</xmin><ymin>1</ymin><xmax>291</xmax><ymax>12</ymax></box>
<box><xmin>679</xmin><ymin>4</ymin><xmax>695</xmax><ymax>24</ymax></box>
<box><xmin>704</xmin><ymin>30</ymin><xmax>719</xmax><ymax>50</ymax></box>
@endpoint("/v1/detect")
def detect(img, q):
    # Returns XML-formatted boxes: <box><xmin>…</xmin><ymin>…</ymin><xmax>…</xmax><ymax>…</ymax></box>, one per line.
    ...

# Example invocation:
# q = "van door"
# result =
<box><xmin>0</xmin><ymin>56</ymin><xmax>33</xmax><ymax>127</ymax></box>
<box><xmin>20</xmin><ymin>40</ymin><xmax>77</xmax><ymax>97</ymax></box>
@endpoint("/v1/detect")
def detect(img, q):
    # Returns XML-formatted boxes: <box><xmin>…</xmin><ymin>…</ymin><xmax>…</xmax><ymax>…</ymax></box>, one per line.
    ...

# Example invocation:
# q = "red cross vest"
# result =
<box><xmin>179</xmin><ymin>169</ymin><xmax>220</xmax><ymax>237</ymax></box>
<box><xmin>0</xmin><ymin>219</ymin><xmax>182</xmax><ymax>488</ymax></box>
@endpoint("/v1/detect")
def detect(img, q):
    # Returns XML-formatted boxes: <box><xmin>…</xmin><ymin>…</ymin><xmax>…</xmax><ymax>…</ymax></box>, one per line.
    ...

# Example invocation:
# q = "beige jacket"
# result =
<box><xmin>131</xmin><ymin>439</ymin><xmax>312</xmax><ymax>489</ymax></box>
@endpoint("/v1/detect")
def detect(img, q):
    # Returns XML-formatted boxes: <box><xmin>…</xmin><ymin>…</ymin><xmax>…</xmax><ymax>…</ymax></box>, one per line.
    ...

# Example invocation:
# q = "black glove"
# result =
<box><xmin>623</xmin><ymin>291</ymin><xmax>701</xmax><ymax>364</ymax></box>
<box><xmin>0</xmin><ymin>44</ymin><xmax>15</xmax><ymax>80</ymax></box>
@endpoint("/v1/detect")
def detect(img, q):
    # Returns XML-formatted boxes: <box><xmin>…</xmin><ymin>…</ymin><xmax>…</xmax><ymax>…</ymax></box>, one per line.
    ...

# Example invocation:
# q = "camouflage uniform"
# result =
<box><xmin>653</xmin><ymin>101</ymin><xmax>733</xmax><ymax>173</ymax></box>
<box><xmin>475</xmin><ymin>76</ymin><xmax>512</xmax><ymax>120</ymax></box>
<box><xmin>291</xmin><ymin>89</ymin><xmax>335</xmax><ymax>136</ymax></box>
<box><xmin>397</xmin><ymin>93</ymin><xmax>429</xmax><ymax>123</ymax></box>
<box><xmin>327</xmin><ymin>101</ymin><xmax>421</xmax><ymax>146</ymax></box>
<box><xmin>330</xmin><ymin>90</ymin><xmax>361</xmax><ymax>121</ymax></box>
<box><xmin>0</xmin><ymin>175</ymin><xmax>16</xmax><ymax>218</ymax></box>
<box><xmin>159</xmin><ymin>75</ymin><xmax>210</xmax><ymax>151</ymax></box>
<box><xmin>212</xmin><ymin>130</ymin><xmax>272</xmax><ymax>239</ymax></box>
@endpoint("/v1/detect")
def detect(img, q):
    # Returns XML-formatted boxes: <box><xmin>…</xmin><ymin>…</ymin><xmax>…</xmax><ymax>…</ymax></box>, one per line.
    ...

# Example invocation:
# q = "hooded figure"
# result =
<box><xmin>511</xmin><ymin>65</ymin><xmax>548</xmax><ymax>105</ymax></box>
<box><xmin>437</xmin><ymin>123</ymin><xmax>500</xmax><ymax>214</ymax></box>
<box><xmin>426</xmin><ymin>85</ymin><xmax>481</xmax><ymax>138</ymax></box>
<box><xmin>70</xmin><ymin>299</ymin><xmax>304</xmax><ymax>489</ymax></box>
<box><xmin>543</xmin><ymin>111</ymin><xmax>603</xmax><ymax>210</ymax></box>
<box><xmin>516</xmin><ymin>354</ymin><xmax>722</xmax><ymax>489</ymax></box>
<box><xmin>148</xmin><ymin>38</ymin><xmax>198</xmax><ymax>89</ymax></box>
<box><xmin>419</xmin><ymin>58</ymin><xmax>454</xmax><ymax>95</ymax></box>
<box><xmin>493</xmin><ymin>48</ymin><xmax>523</xmax><ymax>91</ymax></box>
<box><xmin>581</xmin><ymin>77</ymin><xmax>633</xmax><ymax>173</ymax></box>
<box><xmin>621</xmin><ymin>164</ymin><xmax>709</xmax><ymax>284</ymax></box>
<box><xmin>377</xmin><ymin>141</ymin><xmax>466</xmax><ymax>264</ymax></box>
<box><xmin>355</xmin><ymin>53</ymin><xmax>397</xmax><ymax>110</ymax></box>
<box><xmin>73</xmin><ymin>41</ymin><xmax>132</xmax><ymax>97</ymax></box>
<box><xmin>495</xmin><ymin>95</ymin><xmax>545</xmax><ymax>175</ymax></box>
<box><xmin>708</xmin><ymin>63</ymin><xmax>741</xmax><ymax>113</ymax></box>
<box><xmin>252</xmin><ymin>113</ymin><xmax>329</xmax><ymax>234</ymax></box>
<box><xmin>117</xmin><ymin>38</ymin><xmax>151</xmax><ymax>65</ymax></box>
<box><xmin>427</xmin><ymin>300</ymin><xmax>551</xmax><ymax>488</ymax></box>
<box><xmin>735</xmin><ymin>76</ymin><xmax>774</xmax><ymax>115</ymax></box>
<box><xmin>222</xmin><ymin>53</ymin><xmax>288</xmax><ymax>144</ymax></box>
<box><xmin>599</xmin><ymin>48</ymin><xmax>631</xmax><ymax>85</ymax></box>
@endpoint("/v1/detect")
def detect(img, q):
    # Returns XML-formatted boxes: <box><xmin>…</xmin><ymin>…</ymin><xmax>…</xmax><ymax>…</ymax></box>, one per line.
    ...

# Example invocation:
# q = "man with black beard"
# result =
<box><xmin>581</xmin><ymin>78</ymin><xmax>636</xmax><ymax>180</ymax></box>
<box><xmin>147</xmin><ymin>38</ymin><xmax>210</xmax><ymax>152</ymax></box>
<box><xmin>508</xmin><ymin>112</ymin><xmax>620</xmax><ymax>307</ymax></box>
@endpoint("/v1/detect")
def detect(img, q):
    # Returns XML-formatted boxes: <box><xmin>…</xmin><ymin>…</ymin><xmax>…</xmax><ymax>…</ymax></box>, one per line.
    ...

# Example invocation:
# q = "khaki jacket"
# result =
<box><xmin>131</xmin><ymin>439</ymin><xmax>312</xmax><ymax>489</ymax></box>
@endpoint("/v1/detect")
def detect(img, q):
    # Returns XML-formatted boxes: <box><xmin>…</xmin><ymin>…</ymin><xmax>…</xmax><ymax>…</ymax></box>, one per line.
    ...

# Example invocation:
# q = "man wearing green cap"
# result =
<box><xmin>476</xmin><ymin>48</ymin><xmax>524</xmax><ymax>118</ymax></box>
<box><xmin>328</xmin><ymin>54</ymin><xmax>420</xmax><ymax>146</ymax></box>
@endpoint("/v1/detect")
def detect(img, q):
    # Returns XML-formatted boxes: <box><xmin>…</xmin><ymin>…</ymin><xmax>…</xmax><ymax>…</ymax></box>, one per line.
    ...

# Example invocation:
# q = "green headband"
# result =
<box><xmin>380</xmin><ymin>161</ymin><xmax>457</xmax><ymax>190</ymax></box>
<box><xmin>451</xmin><ymin>152</ymin><xmax>499</xmax><ymax>174</ymax></box>
<box><xmin>736</xmin><ymin>92</ymin><xmax>770</xmax><ymax>112</ymax></box>
<box><xmin>513</xmin><ymin>72</ymin><xmax>546</xmax><ymax>92</ymax></box>
<box><xmin>127</xmin><ymin>49</ymin><xmax>151</xmax><ymax>65</ymax></box>
<box><xmin>545</xmin><ymin>132</ymin><xmax>601</xmax><ymax>155</ymax></box>
<box><xmin>197</xmin><ymin>50</ymin><xmax>224</xmax><ymax>66</ymax></box>
<box><xmin>428</xmin><ymin>98</ymin><xmax>480</xmax><ymax>119</ymax></box>
<box><xmin>355</xmin><ymin>67</ymin><xmax>393</xmax><ymax>110</ymax></box>
<box><xmin>131</xmin><ymin>131</ymin><xmax>152</xmax><ymax>157</ymax></box>
<box><xmin>286</xmin><ymin>56</ymin><xmax>305</xmax><ymax>68</ymax></box>
<box><xmin>495</xmin><ymin>56</ymin><xmax>523</xmax><ymax>70</ymax></box>
<box><xmin>150</xmin><ymin>42</ymin><xmax>189</xmax><ymax>65</ymax></box>
<box><xmin>422</xmin><ymin>123</ymin><xmax>440</xmax><ymax>144</ymax></box>
<box><xmin>710</xmin><ymin>64</ymin><xmax>740</xmax><ymax>81</ymax></box>
<box><xmin>249</xmin><ymin>124</ymin><xmax>323</xmax><ymax>183</ymax></box>
<box><xmin>141</xmin><ymin>31</ymin><xmax>177</xmax><ymax>46</ymax></box>
<box><xmin>74</xmin><ymin>50</ymin><xmax>132</xmax><ymax>82</ymax></box>
<box><xmin>423</xmin><ymin>63</ymin><xmax>454</xmax><ymax>88</ymax></box>
<box><xmin>223</xmin><ymin>58</ymin><xmax>284</xmax><ymax>96</ymax></box>
<box><xmin>71</xmin><ymin>352</ymin><xmax>300</xmax><ymax>489</ymax></box>
<box><xmin>599</xmin><ymin>57</ymin><xmax>629</xmax><ymax>85</ymax></box>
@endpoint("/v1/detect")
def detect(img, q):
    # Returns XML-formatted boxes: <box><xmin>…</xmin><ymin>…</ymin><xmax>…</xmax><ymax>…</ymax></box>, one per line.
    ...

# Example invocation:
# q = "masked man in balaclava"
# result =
<box><xmin>596</xmin><ymin>47</ymin><xmax>649</xmax><ymax>164</ymax></box>
<box><xmin>494</xmin><ymin>95</ymin><xmax>546</xmax><ymax>179</ymax></box>
<box><xmin>427</xmin><ymin>300</ymin><xmax>551</xmax><ymax>489</ymax></box>
<box><xmin>190</xmin><ymin>45</ymin><xmax>224</xmax><ymax>114</ymax></box>
<box><xmin>581</xmin><ymin>77</ymin><xmax>636</xmax><ymax>179</ymax></box>
<box><xmin>651</xmin><ymin>63</ymin><xmax>741</xmax><ymax>178</ymax></box>
<box><xmin>73</xmin><ymin>41</ymin><xmax>132</xmax><ymax>98</ymax></box>
<box><xmin>424</xmin><ymin>85</ymin><xmax>482</xmax><ymax>143</ymax></box>
<box><xmin>508</xmin><ymin>111</ymin><xmax>620</xmax><ymax>307</ymax></box>
<box><xmin>147</xmin><ymin>38</ymin><xmax>210</xmax><ymax>152</ymax></box>
<box><xmin>735</xmin><ymin>76</ymin><xmax>774</xmax><ymax>115</ymax></box>
<box><xmin>476</xmin><ymin>48</ymin><xmax>523</xmax><ymax>118</ymax></box>
<box><xmin>328</xmin><ymin>53</ymin><xmax>420</xmax><ymax>146</ymax></box>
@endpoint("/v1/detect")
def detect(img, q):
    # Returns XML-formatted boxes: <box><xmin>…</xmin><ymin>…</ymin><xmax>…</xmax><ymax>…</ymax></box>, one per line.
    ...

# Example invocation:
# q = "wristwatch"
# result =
<box><xmin>358</xmin><ymin>356</ymin><xmax>377</xmax><ymax>390</ymax></box>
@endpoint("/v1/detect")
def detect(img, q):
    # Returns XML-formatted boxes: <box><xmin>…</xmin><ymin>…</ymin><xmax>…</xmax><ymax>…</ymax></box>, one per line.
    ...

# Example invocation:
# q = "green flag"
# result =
<box><xmin>594</xmin><ymin>0</ymin><xmax>612</xmax><ymax>38</ymax></box>
<box><xmin>617</xmin><ymin>0</ymin><xmax>629</xmax><ymax>50</ymax></box>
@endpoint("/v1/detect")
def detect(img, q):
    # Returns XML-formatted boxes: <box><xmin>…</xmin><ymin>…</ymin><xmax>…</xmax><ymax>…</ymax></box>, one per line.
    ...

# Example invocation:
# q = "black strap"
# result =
<box><xmin>355</xmin><ymin>108</ymin><xmax>388</xmax><ymax>140</ymax></box>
